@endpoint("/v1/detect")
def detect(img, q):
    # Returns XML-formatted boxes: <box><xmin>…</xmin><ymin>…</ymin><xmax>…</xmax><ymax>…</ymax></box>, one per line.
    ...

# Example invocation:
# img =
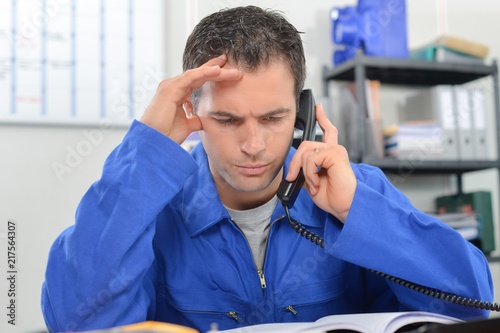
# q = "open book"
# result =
<box><xmin>220</xmin><ymin>311</ymin><xmax>462</xmax><ymax>333</ymax></box>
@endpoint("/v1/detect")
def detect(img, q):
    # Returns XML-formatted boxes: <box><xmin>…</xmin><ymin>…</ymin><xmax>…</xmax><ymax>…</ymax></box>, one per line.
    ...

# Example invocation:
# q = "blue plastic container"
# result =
<box><xmin>331</xmin><ymin>0</ymin><xmax>409</xmax><ymax>66</ymax></box>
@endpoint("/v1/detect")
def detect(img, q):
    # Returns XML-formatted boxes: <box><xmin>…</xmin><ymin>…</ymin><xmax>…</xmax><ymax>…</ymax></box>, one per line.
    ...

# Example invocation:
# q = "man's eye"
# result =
<box><xmin>263</xmin><ymin>116</ymin><xmax>283</xmax><ymax>122</ymax></box>
<box><xmin>215</xmin><ymin>118</ymin><xmax>235</xmax><ymax>125</ymax></box>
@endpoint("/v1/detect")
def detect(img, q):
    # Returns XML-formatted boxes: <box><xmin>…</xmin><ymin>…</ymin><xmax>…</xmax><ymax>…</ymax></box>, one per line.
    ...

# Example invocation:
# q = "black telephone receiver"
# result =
<box><xmin>276</xmin><ymin>90</ymin><xmax>500</xmax><ymax>312</ymax></box>
<box><xmin>277</xmin><ymin>89</ymin><xmax>317</xmax><ymax>209</ymax></box>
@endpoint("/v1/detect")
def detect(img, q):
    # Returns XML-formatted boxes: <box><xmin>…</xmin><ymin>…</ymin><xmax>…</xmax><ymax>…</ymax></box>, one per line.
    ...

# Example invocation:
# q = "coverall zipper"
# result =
<box><xmin>175</xmin><ymin>307</ymin><xmax>238</xmax><ymax>321</ymax></box>
<box><xmin>257</xmin><ymin>269</ymin><xmax>267</xmax><ymax>289</ymax></box>
<box><xmin>230</xmin><ymin>215</ymin><xmax>284</xmax><ymax>299</ymax></box>
<box><xmin>285</xmin><ymin>305</ymin><xmax>297</xmax><ymax>315</ymax></box>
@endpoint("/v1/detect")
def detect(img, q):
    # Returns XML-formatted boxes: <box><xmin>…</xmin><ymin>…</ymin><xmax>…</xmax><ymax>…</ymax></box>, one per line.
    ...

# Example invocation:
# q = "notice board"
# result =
<box><xmin>0</xmin><ymin>0</ymin><xmax>164</xmax><ymax>126</ymax></box>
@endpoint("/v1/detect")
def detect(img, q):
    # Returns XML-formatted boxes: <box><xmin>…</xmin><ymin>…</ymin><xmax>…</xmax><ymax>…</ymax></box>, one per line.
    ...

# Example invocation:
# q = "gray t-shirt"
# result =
<box><xmin>225</xmin><ymin>195</ymin><xmax>278</xmax><ymax>270</ymax></box>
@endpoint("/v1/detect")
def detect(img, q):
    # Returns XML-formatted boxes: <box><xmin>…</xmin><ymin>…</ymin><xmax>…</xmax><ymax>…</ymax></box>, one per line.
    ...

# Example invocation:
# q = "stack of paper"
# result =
<box><xmin>429</xmin><ymin>212</ymin><xmax>481</xmax><ymax>241</ymax></box>
<box><xmin>383</xmin><ymin>122</ymin><xmax>445</xmax><ymax>158</ymax></box>
<box><xmin>394</xmin><ymin>86</ymin><xmax>490</xmax><ymax>160</ymax></box>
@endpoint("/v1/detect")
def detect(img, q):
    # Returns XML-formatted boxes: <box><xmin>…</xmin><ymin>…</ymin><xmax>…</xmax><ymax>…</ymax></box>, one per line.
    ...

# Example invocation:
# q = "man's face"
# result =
<box><xmin>195</xmin><ymin>61</ymin><xmax>296</xmax><ymax>208</ymax></box>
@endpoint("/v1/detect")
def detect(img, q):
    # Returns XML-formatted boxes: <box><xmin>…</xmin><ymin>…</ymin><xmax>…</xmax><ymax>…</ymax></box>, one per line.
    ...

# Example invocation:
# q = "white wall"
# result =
<box><xmin>2</xmin><ymin>1</ymin><xmax>500</xmax><ymax>332</ymax></box>
<box><xmin>0</xmin><ymin>124</ymin><xmax>129</xmax><ymax>333</ymax></box>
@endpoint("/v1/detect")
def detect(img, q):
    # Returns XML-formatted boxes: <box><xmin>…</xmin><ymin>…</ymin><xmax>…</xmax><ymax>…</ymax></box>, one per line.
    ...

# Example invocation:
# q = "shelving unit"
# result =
<box><xmin>322</xmin><ymin>55</ymin><xmax>500</xmax><ymax>188</ymax></box>
<box><xmin>322</xmin><ymin>55</ymin><xmax>500</xmax><ymax>259</ymax></box>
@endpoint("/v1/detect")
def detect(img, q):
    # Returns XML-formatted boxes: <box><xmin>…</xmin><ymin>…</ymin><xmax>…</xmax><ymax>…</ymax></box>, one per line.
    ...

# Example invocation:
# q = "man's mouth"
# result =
<box><xmin>237</xmin><ymin>164</ymin><xmax>269</xmax><ymax>176</ymax></box>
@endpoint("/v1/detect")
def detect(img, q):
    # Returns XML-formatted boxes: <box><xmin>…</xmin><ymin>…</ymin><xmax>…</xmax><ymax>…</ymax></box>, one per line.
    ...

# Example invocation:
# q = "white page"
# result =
<box><xmin>220</xmin><ymin>312</ymin><xmax>462</xmax><ymax>333</ymax></box>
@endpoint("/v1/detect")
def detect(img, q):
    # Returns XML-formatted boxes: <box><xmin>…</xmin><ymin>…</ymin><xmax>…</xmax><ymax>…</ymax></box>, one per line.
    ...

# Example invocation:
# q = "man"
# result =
<box><xmin>42</xmin><ymin>6</ymin><xmax>493</xmax><ymax>333</ymax></box>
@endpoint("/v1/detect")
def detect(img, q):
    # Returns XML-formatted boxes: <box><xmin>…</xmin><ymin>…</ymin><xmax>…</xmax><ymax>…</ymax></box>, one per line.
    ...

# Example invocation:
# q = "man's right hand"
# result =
<box><xmin>140</xmin><ymin>54</ymin><xmax>242</xmax><ymax>144</ymax></box>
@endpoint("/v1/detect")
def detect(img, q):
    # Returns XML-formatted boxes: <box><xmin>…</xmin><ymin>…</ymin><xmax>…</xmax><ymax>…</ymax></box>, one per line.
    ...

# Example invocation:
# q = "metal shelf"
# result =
<box><xmin>361</xmin><ymin>157</ymin><xmax>500</xmax><ymax>175</ymax></box>
<box><xmin>322</xmin><ymin>55</ymin><xmax>497</xmax><ymax>86</ymax></box>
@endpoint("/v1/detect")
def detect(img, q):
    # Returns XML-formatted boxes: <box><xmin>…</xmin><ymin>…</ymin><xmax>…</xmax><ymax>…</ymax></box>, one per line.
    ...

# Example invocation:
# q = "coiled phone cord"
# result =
<box><xmin>283</xmin><ymin>206</ymin><xmax>500</xmax><ymax>312</ymax></box>
<box><xmin>286</xmin><ymin>206</ymin><xmax>325</xmax><ymax>248</ymax></box>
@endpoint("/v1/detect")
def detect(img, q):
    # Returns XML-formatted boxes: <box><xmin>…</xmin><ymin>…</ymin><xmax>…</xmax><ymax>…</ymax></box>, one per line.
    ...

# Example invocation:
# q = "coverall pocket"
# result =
<box><xmin>158</xmin><ymin>287</ymin><xmax>249</xmax><ymax>331</ymax></box>
<box><xmin>275</xmin><ymin>275</ymin><xmax>351</xmax><ymax>322</ymax></box>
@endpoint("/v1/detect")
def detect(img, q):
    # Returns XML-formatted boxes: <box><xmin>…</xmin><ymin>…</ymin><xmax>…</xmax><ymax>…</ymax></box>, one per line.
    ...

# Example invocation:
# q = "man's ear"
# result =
<box><xmin>183</xmin><ymin>99</ymin><xmax>195</xmax><ymax>117</ymax></box>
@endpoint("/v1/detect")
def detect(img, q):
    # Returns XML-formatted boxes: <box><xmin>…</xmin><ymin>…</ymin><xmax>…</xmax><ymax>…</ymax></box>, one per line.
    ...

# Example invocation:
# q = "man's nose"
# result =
<box><xmin>240</xmin><ymin>122</ymin><xmax>266</xmax><ymax>155</ymax></box>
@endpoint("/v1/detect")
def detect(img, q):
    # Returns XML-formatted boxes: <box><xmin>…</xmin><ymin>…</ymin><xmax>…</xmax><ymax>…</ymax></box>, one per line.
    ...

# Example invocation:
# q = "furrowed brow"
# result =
<box><xmin>208</xmin><ymin>107</ymin><xmax>291</xmax><ymax>118</ymax></box>
<box><xmin>263</xmin><ymin>108</ymin><xmax>291</xmax><ymax>116</ymax></box>
<box><xmin>207</xmin><ymin>110</ymin><xmax>239</xmax><ymax>118</ymax></box>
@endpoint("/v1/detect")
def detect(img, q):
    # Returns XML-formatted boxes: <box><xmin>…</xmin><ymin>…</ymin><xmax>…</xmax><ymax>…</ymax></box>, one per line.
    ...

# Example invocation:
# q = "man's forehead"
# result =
<box><xmin>224</xmin><ymin>57</ymin><xmax>293</xmax><ymax>73</ymax></box>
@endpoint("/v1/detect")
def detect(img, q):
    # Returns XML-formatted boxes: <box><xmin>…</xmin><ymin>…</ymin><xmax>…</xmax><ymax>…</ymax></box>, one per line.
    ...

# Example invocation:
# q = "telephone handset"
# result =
<box><xmin>277</xmin><ymin>89</ymin><xmax>317</xmax><ymax>209</ymax></box>
<box><xmin>276</xmin><ymin>90</ymin><xmax>500</xmax><ymax>312</ymax></box>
